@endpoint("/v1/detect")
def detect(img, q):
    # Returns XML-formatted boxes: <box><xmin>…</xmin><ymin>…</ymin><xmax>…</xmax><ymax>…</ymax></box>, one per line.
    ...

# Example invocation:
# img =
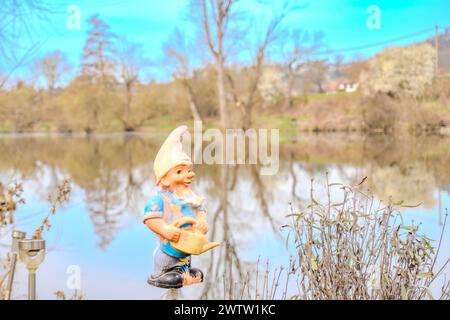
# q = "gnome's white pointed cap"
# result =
<box><xmin>154</xmin><ymin>125</ymin><xmax>192</xmax><ymax>184</ymax></box>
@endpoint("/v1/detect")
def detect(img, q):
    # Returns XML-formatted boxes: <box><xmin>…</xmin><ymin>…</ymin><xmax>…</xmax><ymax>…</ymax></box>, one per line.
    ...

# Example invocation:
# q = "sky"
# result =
<box><xmin>7</xmin><ymin>0</ymin><xmax>450</xmax><ymax>82</ymax></box>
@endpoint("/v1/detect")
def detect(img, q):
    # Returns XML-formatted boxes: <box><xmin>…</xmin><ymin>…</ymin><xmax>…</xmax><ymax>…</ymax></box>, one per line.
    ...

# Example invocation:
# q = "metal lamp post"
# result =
<box><xmin>18</xmin><ymin>239</ymin><xmax>46</xmax><ymax>300</ymax></box>
<box><xmin>5</xmin><ymin>230</ymin><xmax>26</xmax><ymax>300</ymax></box>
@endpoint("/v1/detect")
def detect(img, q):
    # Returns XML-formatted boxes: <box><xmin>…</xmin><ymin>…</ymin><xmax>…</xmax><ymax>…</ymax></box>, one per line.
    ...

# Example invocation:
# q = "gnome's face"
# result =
<box><xmin>159</xmin><ymin>163</ymin><xmax>195</xmax><ymax>191</ymax></box>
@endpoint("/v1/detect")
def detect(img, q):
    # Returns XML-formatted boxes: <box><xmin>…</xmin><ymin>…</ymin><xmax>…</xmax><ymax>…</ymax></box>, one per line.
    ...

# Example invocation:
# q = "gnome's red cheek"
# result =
<box><xmin>166</xmin><ymin>172</ymin><xmax>185</xmax><ymax>185</ymax></box>
<box><xmin>174</xmin><ymin>176</ymin><xmax>186</xmax><ymax>185</ymax></box>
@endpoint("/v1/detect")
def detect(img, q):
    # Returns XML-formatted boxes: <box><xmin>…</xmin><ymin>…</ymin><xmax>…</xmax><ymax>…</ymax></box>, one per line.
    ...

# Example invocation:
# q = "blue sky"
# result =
<box><xmin>9</xmin><ymin>0</ymin><xmax>450</xmax><ymax>81</ymax></box>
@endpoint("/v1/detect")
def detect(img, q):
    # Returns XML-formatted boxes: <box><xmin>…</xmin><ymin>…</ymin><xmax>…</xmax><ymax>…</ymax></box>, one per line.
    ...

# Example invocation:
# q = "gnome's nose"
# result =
<box><xmin>187</xmin><ymin>171</ymin><xmax>195</xmax><ymax>180</ymax></box>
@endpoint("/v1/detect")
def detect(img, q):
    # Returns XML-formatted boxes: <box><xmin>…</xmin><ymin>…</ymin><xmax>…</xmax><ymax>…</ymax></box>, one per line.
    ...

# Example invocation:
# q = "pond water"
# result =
<box><xmin>0</xmin><ymin>132</ymin><xmax>449</xmax><ymax>299</ymax></box>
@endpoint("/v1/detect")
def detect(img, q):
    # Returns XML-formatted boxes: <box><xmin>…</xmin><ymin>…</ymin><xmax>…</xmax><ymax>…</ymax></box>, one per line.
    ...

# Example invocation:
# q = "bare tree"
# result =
<box><xmin>0</xmin><ymin>1</ymin><xmax>58</xmax><ymax>88</ymax></box>
<box><xmin>331</xmin><ymin>54</ymin><xmax>344</xmax><ymax>78</ymax></box>
<box><xmin>116</xmin><ymin>38</ymin><xmax>149</xmax><ymax>131</ymax></box>
<box><xmin>302</xmin><ymin>59</ymin><xmax>329</xmax><ymax>93</ymax></box>
<box><xmin>80</xmin><ymin>14</ymin><xmax>117</xmax><ymax>132</ymax></box>
<box><xmin>342</xmin><ymin>58</ymin><xmax>369</xmax><ymax>83</ymax></box>
<box><xmin>278</xmin><ymin>29</ymin><xmax>325</xmax><ymax>108</ymax></box>
<box><xmin>81</xmin><ymin>14</ymin><xmax>117</xmax><ymax>87</ymax></box>
<box><xmin>226</xmin><ymin>0</ymin><xmax>302</xmax><ymax>128</ymax></box>
<box><xmin>197</xmin><ymin>0</ymin><xmax>237</xmax><ymax>127</ymax></box>
<box><xmin>33</xmin><ymin>51</ymin><xmax>71</xmax><ymax>92</ymax></box>
<box><xmin>164</xmin><ymin>29</ymin><xmax>203</xmax><ymax>123</ymax></box>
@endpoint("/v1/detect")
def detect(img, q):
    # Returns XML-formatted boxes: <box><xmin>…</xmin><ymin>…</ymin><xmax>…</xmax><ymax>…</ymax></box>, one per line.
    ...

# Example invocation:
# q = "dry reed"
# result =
<box><xmin>283</xmin><ymin>175</ymin><xmax>449</xmax><ymax>300</ymax></box>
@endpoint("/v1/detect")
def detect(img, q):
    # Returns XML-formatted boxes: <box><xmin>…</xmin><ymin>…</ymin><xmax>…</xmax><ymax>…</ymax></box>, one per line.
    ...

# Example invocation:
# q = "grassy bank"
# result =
<box><xmin>260</xmin><ymin>89</ymin><xmax>450</xmax><ymax>135</ymax></box>
<box><xmin>2</xmin><ymin>75</ymin><xmax>450</xmax><ymax>136</ymax></box>
<box><xmin>2</xmin><ymin>94</ymin><xmax>448</xmax><ymax>138</ymax></box>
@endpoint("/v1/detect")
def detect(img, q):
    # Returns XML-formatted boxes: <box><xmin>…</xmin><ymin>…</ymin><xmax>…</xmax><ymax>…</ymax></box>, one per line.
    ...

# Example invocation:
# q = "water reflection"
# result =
<box><xmin>0</xmin><ymin>133</ymin><xmax>448</xmax><ymax>299</ymax></box>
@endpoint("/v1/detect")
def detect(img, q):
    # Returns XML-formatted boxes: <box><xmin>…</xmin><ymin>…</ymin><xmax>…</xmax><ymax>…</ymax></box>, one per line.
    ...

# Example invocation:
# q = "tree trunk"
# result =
<box><xmin>242</xmin><ymin>59</ymin><xmax>264</xmax><ymax>129</ymax></box>
<box><xmin>123</xmin><ymin>82</ymin><xmax>133</xmax><ymax>131</ymax></box>
<box><xmin>217</xmin><ymin>61</ymin><xmax>228</xmax><ymax>127</ymax></box>
<box><xmin>284</xmin><ymin>66</ymin><xmax>296</xmax><ymax>109</ymax></box>
<box><xmin>184</xmin><ymin>81</ymin><xmax>203</xmax><ymax>123</ymax></box>
<box><xmin>200</xmin><ymin>0</ymin><xmax>230</xmax><ymax>128</ymax></box>
<box><xmin>242</xmin><ymin>107</ymin><xmax>252</xmax><ymax>130</ymax></box>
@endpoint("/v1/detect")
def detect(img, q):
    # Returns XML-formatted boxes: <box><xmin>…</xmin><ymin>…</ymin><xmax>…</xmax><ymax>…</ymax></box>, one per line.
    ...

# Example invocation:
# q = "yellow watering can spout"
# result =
<box><xmin>201</xmin><ymin>241</ymin><xmax>220</xmax><ymax>252</ymax></box>
<box><xmin>170</xmin><ymin>217</ymin><xmax>220</xmax><ymax>255</ymax></box>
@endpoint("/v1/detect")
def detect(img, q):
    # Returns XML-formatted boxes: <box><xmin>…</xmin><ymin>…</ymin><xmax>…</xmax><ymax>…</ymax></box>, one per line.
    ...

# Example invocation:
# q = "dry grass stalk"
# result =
<box><xmin>283</xmin><ymin>175</ymin><xmax>449</xmax><ymax>300</ymax></box>
<box><xmin>54</xmin><ymin>290</ymin><xmax>85</xmax><ymax>300</ymax></box>
<box><xmin>33</xmin><ymin>178</ymin><xmax>72</xmax><ymax>239</ymax></box>
<box><xmin>216</xmin><ymin>257</ymin><xmax>289</xmax><ymax>300</ymax></box>
<box><xmin>0</xmin><ymin>178</ymin><xmax>72</xmax><ymax>299</ymax></box>
<box><xmin>0</xmin><ymin>182</ymin><xmax>24</xmax><ymax>299</ymax></box>
<box><xmin>0</xmin><ymin>182</ymin><xmax>24</xmax><ymax>226</ymax></box>
<box><xmin>208</xmin><ymin>176</ymin><xmax>449</xmax><ymax>300</ymax></box>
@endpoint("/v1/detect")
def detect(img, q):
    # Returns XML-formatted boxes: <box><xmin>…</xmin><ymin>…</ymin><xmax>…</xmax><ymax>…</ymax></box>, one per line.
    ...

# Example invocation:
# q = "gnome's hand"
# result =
<box><xmin>196</xmin><ymin>219</ymin><xmax>209</xmax><ymax>235</ymax></box>
<box><xmin>161</xmin><ymin>225</ymin><xmax>182</xmax><ymax>242</ymax></box>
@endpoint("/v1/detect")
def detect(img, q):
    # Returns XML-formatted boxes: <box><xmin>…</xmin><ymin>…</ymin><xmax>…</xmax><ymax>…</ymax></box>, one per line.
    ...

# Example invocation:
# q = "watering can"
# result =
<box><xmin>170</xmin><ymin>217</ymin><xmax>220</xmax><ymax>255</ymax></box>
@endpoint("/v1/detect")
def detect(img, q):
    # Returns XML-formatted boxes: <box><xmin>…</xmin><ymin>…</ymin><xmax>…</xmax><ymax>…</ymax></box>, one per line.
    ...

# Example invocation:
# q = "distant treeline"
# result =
<box><xmin>1</xmin><ymin>6</ymin><xmax>450</xmax><ymax>134</ymax></box>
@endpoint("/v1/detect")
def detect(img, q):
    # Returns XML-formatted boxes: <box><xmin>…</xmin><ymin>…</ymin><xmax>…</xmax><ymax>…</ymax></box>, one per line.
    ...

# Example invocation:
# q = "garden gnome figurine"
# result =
<box><xmin>143</xmin><ymin>125</ymin><xmax>219</xmax><ymax>289</ymax></box>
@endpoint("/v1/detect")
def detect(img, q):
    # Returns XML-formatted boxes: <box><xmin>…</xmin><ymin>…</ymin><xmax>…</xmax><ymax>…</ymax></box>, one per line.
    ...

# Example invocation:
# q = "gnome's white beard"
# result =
<box><xmin>159</xmin><ymin>184</ymin><xmax>204</xmax><ymax>209</ymax></box>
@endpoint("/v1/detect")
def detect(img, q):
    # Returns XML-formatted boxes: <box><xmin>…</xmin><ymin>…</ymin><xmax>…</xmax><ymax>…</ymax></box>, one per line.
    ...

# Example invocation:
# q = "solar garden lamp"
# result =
<box><xmin>5</xmin><ymin>230</ymin><xmax>26</xmax><ymax>300</ymax></box>
<box><xmin>18</xmin><ymin>239</ymin><xmax>46</xmax><ymax>300</ymax></box>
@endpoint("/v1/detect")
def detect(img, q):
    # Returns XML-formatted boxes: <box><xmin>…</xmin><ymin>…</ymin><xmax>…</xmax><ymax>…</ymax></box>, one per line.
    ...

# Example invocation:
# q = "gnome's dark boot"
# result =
<box><xmin>147</xmin><ymin>269</ymin><xmax>184</xmax><ymax>289</ymax></box>
<box><xmin>189</xmin><ymin>267</ymin><xmax>204</xmax><ymax>282</ymax></box>
<box><xmin>148</xmin><ymin>265</ymin><xmax>204</xmax><ymax>289</ymax></box>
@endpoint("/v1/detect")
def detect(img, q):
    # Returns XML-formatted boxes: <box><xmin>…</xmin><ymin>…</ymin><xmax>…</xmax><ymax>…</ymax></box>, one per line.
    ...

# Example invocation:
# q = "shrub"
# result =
<box><xmin>360</xmin><ymin>43</ymin><xmax>436</xmax><ymax>98</ymax></box>
<box><xmin>361</xmin><ymin>93</ymin><xmax>397</xmax><ymax>133</ymax></box>
<box><xmin>283</xmin><ymin>176</ymin><xmax>449</xmax><ymax>299</ymax></box>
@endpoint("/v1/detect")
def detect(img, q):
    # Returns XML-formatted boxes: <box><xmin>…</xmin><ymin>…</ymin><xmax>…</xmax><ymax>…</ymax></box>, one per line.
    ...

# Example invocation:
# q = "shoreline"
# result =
<box><xmin>0</xmin><ymin>128</ymin><xmax>449</xmax><ymax>139</ymax></box>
